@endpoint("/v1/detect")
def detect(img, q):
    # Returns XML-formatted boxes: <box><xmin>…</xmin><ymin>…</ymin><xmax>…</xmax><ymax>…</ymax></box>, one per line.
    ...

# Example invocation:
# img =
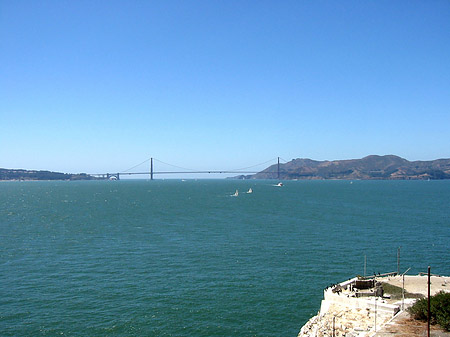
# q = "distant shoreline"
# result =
<box><xmin>12</xmin><ymin>176</ymin><xmax>443</xmax><ymax>181</ymax></box>
<box><xmin>234</xmin><ymin>155</ymin><xmax>450</xmax><ymax>180</ymax></box>
<box><xmin>0</xmin><ymin>168</ymin><xmax>98</xmax><ymax>181</ymax></box>
<box><xmin>3</xmin><ymin>155</ymin><xmax>450</xmax><ymax>181</ymax></box>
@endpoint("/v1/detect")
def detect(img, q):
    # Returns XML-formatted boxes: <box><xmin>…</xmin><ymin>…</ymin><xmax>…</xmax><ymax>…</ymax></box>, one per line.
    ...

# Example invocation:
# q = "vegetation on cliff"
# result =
<box><xmin>241</xmin><ymin>155</ymin><xmax>450</xmax><ymax>180</ymax></box>
<box><xmin>408</xmin><ymin>291</ymin><xmax>450</xmax><ymax>331</ymax></box>
<box><xmin>380</xmin><ymin>282</ymin><xmax>424</xmax><ymax>300</ymax></box>
<box><xmin>0</xmin><ymin>168</ymin><xmax>97</xmax><ymax>181</ymax></box>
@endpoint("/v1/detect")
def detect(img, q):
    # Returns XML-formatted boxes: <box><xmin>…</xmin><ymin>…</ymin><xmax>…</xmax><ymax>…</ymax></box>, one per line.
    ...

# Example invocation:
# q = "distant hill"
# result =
<box><xmin>235</xmin><ymin>155</ymin><xmax>450</xmax><ymax>180</ymax></box>
<box><xmin>0</xmin><ymin>168</ymin><xmax>97</xmax><ymax>181</ymax></box>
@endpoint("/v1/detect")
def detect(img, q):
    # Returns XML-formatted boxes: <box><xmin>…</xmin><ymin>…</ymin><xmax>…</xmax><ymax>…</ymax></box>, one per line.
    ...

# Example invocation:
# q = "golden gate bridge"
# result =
<box><xmin>91</xmin><ymin>157</ymin><xmax>287</xmax><ymax>180</ymax></box>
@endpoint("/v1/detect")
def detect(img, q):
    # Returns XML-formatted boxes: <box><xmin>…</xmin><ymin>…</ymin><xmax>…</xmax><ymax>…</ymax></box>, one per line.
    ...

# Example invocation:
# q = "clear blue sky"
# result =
<box><xmin>1</xmin><ymin>0</ymin><xmax>449</xmax><ymax>176</ymax></box>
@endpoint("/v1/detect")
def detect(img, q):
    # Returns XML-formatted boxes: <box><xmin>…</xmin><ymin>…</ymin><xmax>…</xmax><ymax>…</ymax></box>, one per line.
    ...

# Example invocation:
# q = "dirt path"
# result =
<box><xmin>381</xmin><ymin>275</ymin><xmax>450</xmax><ymax>297</ymax></box>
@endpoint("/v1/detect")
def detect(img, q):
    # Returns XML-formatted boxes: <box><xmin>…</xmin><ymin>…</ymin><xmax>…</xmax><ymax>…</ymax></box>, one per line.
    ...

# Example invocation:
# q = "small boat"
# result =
<box><xmin>232</xmin><ymin>189</ymin><xmax>239</xmax><ymax>197</ymax></box>
<box><xmin>246</xmin><ymin>188</ymin><xmax>253</xmax><ymax>194</ymax></box>
<box><xmin>276</xmin><ymin>182</ymin><xmax>283</xmax><ymax>187</ymax></box>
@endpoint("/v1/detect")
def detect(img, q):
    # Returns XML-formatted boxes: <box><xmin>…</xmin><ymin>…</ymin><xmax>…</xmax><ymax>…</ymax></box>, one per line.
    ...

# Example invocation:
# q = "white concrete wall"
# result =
<box><xmin>320</xmin><ymin>289</ymin><xmax>398</xmax><ymax>317</ymax></box>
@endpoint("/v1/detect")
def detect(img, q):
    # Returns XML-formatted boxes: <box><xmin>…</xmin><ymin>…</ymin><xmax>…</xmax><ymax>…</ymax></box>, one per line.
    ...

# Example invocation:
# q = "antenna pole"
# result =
<box><xmin>402</xmin><ymin>273</ymin><xmax>405</xmax><ymax>310</ymax></box>
<box><xmin>428</xmin><ymin>266</ymin><xmax>431</xmax><ymax>337</ymax></box>
<box><xmin>364</xmin><ymin>255</ymin><xmax>367</xmax><ymax>278</ymax></box>
<box><xmin>401</xmin><ymin>267</ymin><xmax>411</xmax><ymax>311</ymax></box>
<box><xmin>397</xmin><ymin>247</ymin><xmax>400</xmax><ymax>275</ymax></box>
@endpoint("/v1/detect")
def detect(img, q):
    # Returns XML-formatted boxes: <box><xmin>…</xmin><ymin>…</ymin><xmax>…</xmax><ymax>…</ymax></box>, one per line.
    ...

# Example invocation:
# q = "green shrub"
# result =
<box><xmin>408</xmin><ymin>297</ymin><xmax>428</xmax><ymax>321</ymax></box>
<box><xmin>408</xmin><ymin>291</ymin><xmax>450</xmax><ymax>331</ymax></box>
<box><xmin>433</xmin><ymin>291</ymin><xmax>450</xmax><ymax>331</ymax></box>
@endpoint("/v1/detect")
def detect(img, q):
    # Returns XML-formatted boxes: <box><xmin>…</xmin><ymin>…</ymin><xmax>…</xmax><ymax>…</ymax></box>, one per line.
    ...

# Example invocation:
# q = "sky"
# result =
<box><xmin>1</xmin><ymin>0</ymin><xmax>449</xmax><ymax>177</ymax></box>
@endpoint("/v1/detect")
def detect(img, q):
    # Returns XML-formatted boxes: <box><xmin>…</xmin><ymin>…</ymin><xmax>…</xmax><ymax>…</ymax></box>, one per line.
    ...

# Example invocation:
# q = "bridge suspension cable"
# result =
<box><xmin>152</xmin><ymin>158</ymin><xmax>198</xmax><ymax>172</ymax></box>
<box><xmin>121</xmin><ymin>157</ymin><xmax>283</xmax><ymax>174</ymax></box>
<box><xmin>122</xmin><ymin>158</ymin><xmax>150</xmax><ymax>172</ymax></box>
<box><xmin>230</xmin><ymin>157</ymin><xmax>279</xmax><ymax>171</ymax></box>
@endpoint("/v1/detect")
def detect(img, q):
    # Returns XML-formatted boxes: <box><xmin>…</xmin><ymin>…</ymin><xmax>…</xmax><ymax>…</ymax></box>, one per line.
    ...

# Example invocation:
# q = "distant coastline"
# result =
<box><xmin>233</xmin><ymin>155</ymin><xmax>450</xmax><ymax>180</ymax></box>
<box><xmin>0</xmin><ymin>168</ymin><xmax>98</xmax><ymax>181</ymax></box>
<box><xmin>3</xmin><ymin>155</ymin><xmax>450</xmax><ymax>181</ymax></box>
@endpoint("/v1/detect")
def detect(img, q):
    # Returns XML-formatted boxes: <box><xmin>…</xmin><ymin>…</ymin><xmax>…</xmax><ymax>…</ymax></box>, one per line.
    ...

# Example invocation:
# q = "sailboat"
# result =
<box><xmin>232</xmin><ymin>189</ymin><xmax>239</xmax><ymax>197</ymax></box>
<box><xmin>246</xmin><ymin>188</ymin><xmax>253</xmax><ymax>194</ymax></box>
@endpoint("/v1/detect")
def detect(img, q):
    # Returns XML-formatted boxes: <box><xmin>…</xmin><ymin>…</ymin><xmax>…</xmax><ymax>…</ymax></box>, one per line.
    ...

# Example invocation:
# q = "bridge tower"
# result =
<box><xmin>277</xmin><ymin>157</ymin><xmax>280</xmax><ymax>180</ymax></box>
<box><xmin>150</xmin><ymin>157</ymin><xmax>153</xmax><ymax>180</ymax></box>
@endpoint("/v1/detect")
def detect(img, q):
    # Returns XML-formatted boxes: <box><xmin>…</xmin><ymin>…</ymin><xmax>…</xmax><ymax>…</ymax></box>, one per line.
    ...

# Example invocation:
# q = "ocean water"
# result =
<box><xmin>1</xmin><ymin>179</ymin><xmax>449</xmax><ymax>336</ymax></box>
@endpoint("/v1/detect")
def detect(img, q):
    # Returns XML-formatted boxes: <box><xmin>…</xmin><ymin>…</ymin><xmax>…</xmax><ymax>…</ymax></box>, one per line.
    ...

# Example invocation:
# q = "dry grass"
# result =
<box><xmin>381</xmin><ymin>282</ymin><xmax>424</xmax><ymax>299</ymax></box>
<box><xmin>380</xmin><ymin>313</ymin><xmax>450</xmax><ymax>337</ymax></box>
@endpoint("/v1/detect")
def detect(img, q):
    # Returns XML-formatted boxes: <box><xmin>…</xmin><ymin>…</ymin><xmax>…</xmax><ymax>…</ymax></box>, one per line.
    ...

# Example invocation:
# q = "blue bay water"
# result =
<box><xmin>1</xmin><ymin>180</ymin><xmax>449</xmax><ymax>336</ymax></box>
